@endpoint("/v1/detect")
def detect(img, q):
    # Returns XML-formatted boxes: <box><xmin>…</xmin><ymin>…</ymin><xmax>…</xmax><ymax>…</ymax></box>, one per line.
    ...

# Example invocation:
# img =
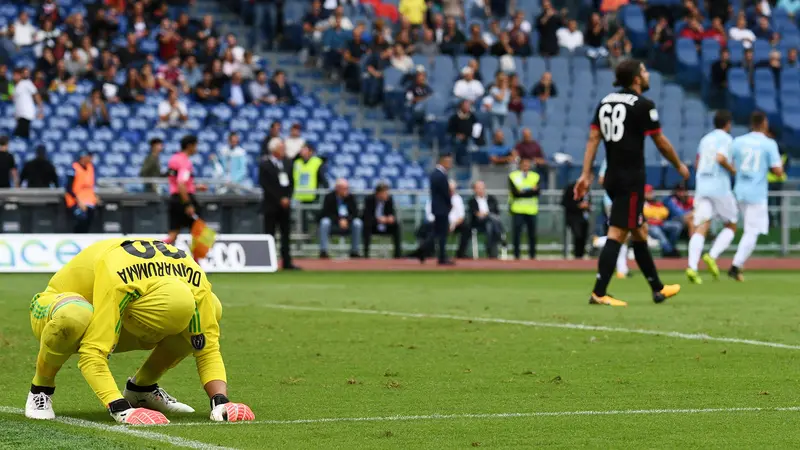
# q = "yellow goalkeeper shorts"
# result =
<box><xmin>120</xmin><ymin>279</ymin><xmax>196</xmax><ymax>347</ymax></box>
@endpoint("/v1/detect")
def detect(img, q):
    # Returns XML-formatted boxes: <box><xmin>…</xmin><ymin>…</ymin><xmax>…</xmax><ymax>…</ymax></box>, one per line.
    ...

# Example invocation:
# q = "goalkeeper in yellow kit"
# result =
<box><xmin>26</xmin><ymin>238</ymin><xmax>254</xmax><ymax>424</ymax></box>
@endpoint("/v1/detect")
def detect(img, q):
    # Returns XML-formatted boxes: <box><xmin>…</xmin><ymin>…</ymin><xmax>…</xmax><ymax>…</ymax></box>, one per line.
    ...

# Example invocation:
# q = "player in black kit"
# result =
<box><xmin>574</xmin><ymin>59</ymin><xmax>690</xmax><ymax>306</ymax></box>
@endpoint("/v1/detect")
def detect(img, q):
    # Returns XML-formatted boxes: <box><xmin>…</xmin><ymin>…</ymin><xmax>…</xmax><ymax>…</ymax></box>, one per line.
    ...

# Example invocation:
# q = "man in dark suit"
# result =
<box><xmin>259</xmin><ymin>137</ymin><xmax>300</xmax><ymax>270</ymax></box>
<box><xmin>318</xmin><ymin>178</ymin><xmax>363</xmax><ymax>258</ymax></box>
<box><xmin>457</xmin><ymin>180</ymin><xmax>502</xmax><ymax>259</ymax></box>
<box><xmin>562</xmin><ymin>180</ymin><xmax>591</xmax><ymax>259</ymax></box>
<box><xmin>426</xmin><ymin>153</ymin><xmax>454</xmax><ymax>265</ymax></box>
<box><xmin>362</xmin><ymin>182</ymin><xmax>402</xmax><ymax>258</ymax></box>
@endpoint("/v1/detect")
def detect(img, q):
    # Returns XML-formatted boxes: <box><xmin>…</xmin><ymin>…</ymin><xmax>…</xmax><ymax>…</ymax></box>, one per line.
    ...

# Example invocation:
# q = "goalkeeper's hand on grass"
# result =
<box><xmin>209</xmin><ymin>394</ymin><xmax>255</xmax><ymax>422</ymax></box>
<box><xmin>108</xmin><ymin>399</ymin><xmax>170</xmax><ymax>425</ymax></box>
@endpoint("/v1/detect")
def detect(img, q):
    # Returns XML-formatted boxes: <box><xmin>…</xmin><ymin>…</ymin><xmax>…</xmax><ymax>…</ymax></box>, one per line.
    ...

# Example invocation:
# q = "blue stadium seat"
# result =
<box><xmin>525</xmin><ymin>57</ymin><xmax>546</xmax><ymax>87</ymax></box>
<box><xmin>728</xmin><ymin>40</ymin><xmax>744</xmax><ymax>64</ymax></box>
<box><xmin>621</xmin><ymin>4</ymin><xmax>648</xmax><ymax>50</ymax></box>
<box><xmin>341</xmin><ymin>142</ymin><xmax>362</xmax><ymax>153</ymax></box>
<box><xmin>347</xmin><ymin>129</ymin><xmax>368</xmax><ymax>142</ymax></box>
<box><xmin>727</xmin><ymin>68</ymin><xmax>754</xmax><ymax>122</ymax></box>
<box><xmin>547</xmin><ymin>57</ymin><xmax>569</xmax><ymax>82</ymax></box>
<box><xmin>753</xmin><ymin>39</ymin><xmax>772</xmax><ymax>64</ymax></box>
<box><xmin>366</xmin><ymin>140</ymin><xmax>389</xmax><ymax>154</ymax></box>
<box><xmin>676</xmin><ymin>38</ymin><xmax>701</xmax><ymax>88</ymax></box>
<box><xmin>479</xmin><ymin>56</ymin><xmax>499</xmax><ymax>82</ymax></box>
<box><xmin>317</xmin><ymin>142</ymin><xmax>338</xmax><ymax>157</ymax></box>
<box><xmin>41</xmin><ymin>129</ymin><xmax>64</xmax><ymax>142</ymax></box>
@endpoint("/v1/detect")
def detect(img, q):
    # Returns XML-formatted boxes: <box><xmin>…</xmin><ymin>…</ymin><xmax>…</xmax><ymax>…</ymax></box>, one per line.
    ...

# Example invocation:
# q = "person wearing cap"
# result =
<box><xmin>508</xmin><ymin>156</ymin><xmax>540</xmax><ymax>259</ymax></box>
<box><xmin>64</xmin><ymin>150</ymin><xmax>97</xmax><ymax>233</ymax></box>
<box><xmin>643</xmin><ymin>184</ymin><xmax>681</xmax><ymax>257</ymax></box>
<box><xmin>259</xmin><ymin>137</ymin><xmax>300</xmax><ymax>270</ymax></box>
<box><xmin>166</xmin><ymin>135</ymin><xmax>207</xmax><ymax>244</ymax></box>
<box><xmin>453</xmin><ymin>66</ymin><xmax>485</xmax><ymax>103</ymax></box>
<box><xmin>20</xmin><ymin>145</ymin><xmax>58</xmax><ymax>188</ymax></box>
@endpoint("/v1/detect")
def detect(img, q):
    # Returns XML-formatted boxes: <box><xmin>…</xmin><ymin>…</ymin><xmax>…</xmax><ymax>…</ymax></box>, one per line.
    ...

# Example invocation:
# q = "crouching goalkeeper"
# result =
<box><xmin>25</xmin><ymin>237</ymin><xmax>254</xmax><ymax>424</ymax></box>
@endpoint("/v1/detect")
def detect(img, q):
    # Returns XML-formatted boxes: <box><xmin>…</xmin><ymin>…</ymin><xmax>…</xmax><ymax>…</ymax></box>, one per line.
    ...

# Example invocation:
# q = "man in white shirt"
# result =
<box><xmin>557</xmin><ymin>19</ymin><xmax>584</xmax><ymax>53</ymax></box>
<box><xmin>729</xmin><ymin>15</ymin><xmax>756</xmax><ymax>49</ymax></box>
<box><xmin>157</xmin><ymin>89</ymin><xmax>188</xmax><ymax>128</ymax></box>
<box><xmin>13</xmin><ymin>68</ymin><xmax>43</xmax><ymax>139</ymax></box>
<box><xmin>284</xmin><ymin>123</ymin><xmax>306</xmax><ymax>160</ymax></box>
<box><xmin>506</xmin><ymin>11</ymin><xmax>532</xmax><ymax>35</ymax></box>
<box><xmin>424</xmin><ymin>180</ymin><xmax>466</xmax><ymax>235</ymax></box>
<box><xmin>453</xmin><ymin>67</ymin><xmax>485</xmax><ymax>103</ymax></box>
<box><xmin>12</xmin><ymin>11</ymin><xmax>38</xmax><ymax>47</ymax></box>
<box><xmin>249</xmin><ymin>70</ymin><xmax>274</xmax><ymax>105</ymax></box>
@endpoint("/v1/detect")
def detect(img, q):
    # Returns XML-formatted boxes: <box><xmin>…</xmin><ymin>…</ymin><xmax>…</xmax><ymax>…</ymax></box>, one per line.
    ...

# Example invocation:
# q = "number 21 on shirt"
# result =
<box><xmin>599</xmin><ymin>104</ymin><xmax>626</xmax><ymax>142</ymax></box>
<box><xmin>739</xmin><ymin>148</ymin><xmax>760</xmax><ymax>174</ymax></box>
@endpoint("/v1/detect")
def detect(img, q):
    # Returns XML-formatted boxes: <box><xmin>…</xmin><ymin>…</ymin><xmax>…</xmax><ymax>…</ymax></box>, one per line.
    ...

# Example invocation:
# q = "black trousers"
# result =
<box><xmin>512</xmin><ymin>213</ymin><xmax>537</xmax><ymax>259</ymax></box>
<box><xmin>70</xmin><ymin>206</ymin><xmax>95</xmax><ymax>233</ymax></box>
<box><xmin>565</xmin><ymin>213</ymin><xmax>589</xmax><ymax>258</ymax></box>
<box><xmin>457</xmin><ymin>217</ymin><xmax>501</xmax><ymax>258</ymax></box>
<box><xmin>263</xmin><ymin>206</ymin><xmax>292</xmax><ymax>267</ymax></box>
<box><xmin>363</xmin><ymin>222</ymin><xmax>402</xmax><ymax>258</ymax></box>
<box><xmin>14</xmin><ymin>118</ymin><xmax>31</xmax><ymax>139</ymax></box>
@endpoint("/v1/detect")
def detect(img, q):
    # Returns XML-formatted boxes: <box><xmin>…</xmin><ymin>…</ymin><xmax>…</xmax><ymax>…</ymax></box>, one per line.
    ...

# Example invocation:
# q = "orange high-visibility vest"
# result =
<box><xmin>65</xmin><ymin>162</ymin><xmax>97</xmax><ymax>208</ymax></box>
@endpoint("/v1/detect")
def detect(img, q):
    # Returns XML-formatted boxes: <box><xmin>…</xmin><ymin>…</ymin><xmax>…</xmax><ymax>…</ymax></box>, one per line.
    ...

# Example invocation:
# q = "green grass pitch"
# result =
<box><xmin>2</xmin><ymin>271</ymin><xmax>800</xmax><ymax>449</ymax></box>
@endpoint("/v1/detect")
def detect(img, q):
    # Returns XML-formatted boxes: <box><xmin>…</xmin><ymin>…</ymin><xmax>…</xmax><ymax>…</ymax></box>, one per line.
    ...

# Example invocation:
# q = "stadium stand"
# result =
<box><xmin>0</xmin><ymin>0</ymin><xmax>797</xmax><ymax>195</ymax></box>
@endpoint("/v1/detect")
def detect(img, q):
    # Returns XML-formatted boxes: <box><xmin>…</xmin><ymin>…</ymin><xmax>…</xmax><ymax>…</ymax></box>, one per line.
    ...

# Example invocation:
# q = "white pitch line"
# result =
<box><xmin>261</xmin><ymin>304</ymin><xmax>800</xmax><ymax>351</ymax></box>
<box><xmin>0</xmin><ymin>406</ymin><xmax>235</xmax><ymax>449</ymax></box>
<box><xmin>160</xmin><ymin>406</ymin><xmax>800</xmax><ymax>427</ymax></box>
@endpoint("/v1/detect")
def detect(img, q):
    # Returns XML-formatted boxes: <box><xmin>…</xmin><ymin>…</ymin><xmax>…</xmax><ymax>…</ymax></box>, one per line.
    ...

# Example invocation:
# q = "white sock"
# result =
<box><xmin>616</xmin><ymin>243</ymin><xmax>629</xmax><ymax>275</ymax></box>
<box><xmin>687</xmin><ymin>234</ymin><xmax>705</xmax><ymax>270</ymax></box>
<box><xmin>709</xmin><ymin>227</ymin><xmax>736</xmax><ymax>259</ymax></box>
<box><xmin>595</xmin><ymin>236</ymin><xmax>607</xmax><ymax>247</ymax></box>
<box><xmin>732</xmin><ymin>232</ymin><xmax>758</xmax><ymax>268</ymax></box>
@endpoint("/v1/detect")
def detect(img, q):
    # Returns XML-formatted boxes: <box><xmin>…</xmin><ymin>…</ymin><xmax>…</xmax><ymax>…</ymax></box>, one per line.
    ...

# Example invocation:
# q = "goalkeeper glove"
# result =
<box><xmin>209</xmin><ymin>394</ymin><xmax>255</xmax><ymax>422</ymax></box>
<box><xmin>108</xmin><ymin>399</ymin><xmax>170</xmax><ymax>425</ymax></box>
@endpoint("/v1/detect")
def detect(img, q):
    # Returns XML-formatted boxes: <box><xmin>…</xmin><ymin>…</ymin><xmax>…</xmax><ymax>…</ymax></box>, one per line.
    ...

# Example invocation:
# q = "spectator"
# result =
<box><xmin>35</xmin><ymin>19</ymin><xmax>61</xmax><ymax>58</ymax></box>
<box><xmin>363</xmin><ymin>41</ymin><xmax>392</xmax><ymax>106</ymax></box>
<box><xmin>196</xmin><ymin>15</ymin><xmax>218</xmax><ymax>43</ymax></box>
<box><xmin>531</xmin><ymin>71</ymin><xmax>558</xmax><ymax>102</ymax></box>
<box><xmin>158</xmin><ymin>89</ymin><xmax>188</xmax><ymax>127</ymax></box>
<box><xmin>259</xmin><ymin>137</ymin><xmax>300</xmax><ymax>270</ymax></box>
<box><xmin>453</xmin><ymin>66</ymin><xmax>485</xmax><ymax>102</ymax></box>
<box><xmin>465</xmin><ymin>24</ymin><xmax>489</xmax><ymax>58</ymax></box>
<box><xmin>324</xmin><ymin>6</ymin><xmax>354</xmax><ymax>32</ymax></box>
<box><xmin>77</xmin><ymin>36</ymin><xmax>98</xmax><ymax>63</ymax></box>
<box><xmin>399</xmin><ymin>0</ymin><xmax>427</xmax><ymax>26</ymax></box>
<box><xmin>458</xmin><ymin>180</ymin><xmax>502</xmax><ymax>258</ymax></box>
<box><xmin>209</xmin><ymin>59</ymin><xmax>228</xmax><ymax>89</ymax></box>
<box><xmin>416</xmin><ymin>27</ymin><xmax>440</xmax><ymax>56</ymax></box>
<box><xmin>285</xmin><ymin>123</ymin><xmax>307</xmax><ymax>160</ymax></box>
<box><xmin>483</xmin><ymin>19</ymin><xmax>502</xmax><ymax>46</ymax></box>
<box><xmin>301</xmin><ymin>0</ymin><xmax>328</xmax><ymax>63</ymax></box>
<box><xmin>650</xmin><ymin>16</ymin><xmax>674</xmax><ymax>55</ymax></box>
<box><xmin>362</xmin><ymin>182</ymin><xmax>402</xmax><ymax>259</ymax></box>
<box><xmin>175</xmin><ymin>12</ymin><xmax>194</xmax><ymax>39</ymax></box>
<box><xmin>97</xmin><ymin>66</ymin><xmax>121</xmax><ymax>103</ymax></box>
<box><xmin>65</xmin><ymin>150</ymin><xmax>97</xmax><ymax>233</ymax></box>
<box><xmin>179</xmin><ymin>36</ymin><xmax>197</xmax><ymax>62</ymax></box>
<box><xmin>66</xmin><ymin>13</ymin><xmax>89</xmax><ymax>45</ymax></box>
<box><xmin>486</xmin><ymin>71</ymin><xmax>510</xmax><ymax>129</ymax></box>
<box><xmin>158</xmin><ymin>18</ymin><xmax>181</xmax><ymax>61</ymax></box>
<box><xmin>440</xmin><ymin>16</ymin><xmax>466</xmax><ymax>55</ymax></box>
<box><xmin>48</xmin><ymin>61</ymin><xmax>78</xmax><ymax>94</ymax></box>
<box><xmin>406</xmin><ymin>70</ymin><xmax>433</xmax><ymax>130</ymax></box>
<box><xmin>600</xmin><ymin>0</ymin><xmax>631</xmax><ymax>15</ymax></box>
<box><xmin>269</xmin><ymin>70</ymin><xmax>295</xmax><ymax>105</ymax></box>
<box><xmin>514</xmin><ymin>128</ymin><xmax>547</xmax><ymax>167</ymax></box>
<box><xmin>183</xmin><ymin>55</ymin><xmax>202</xmax><ymax>87</ymax></box>
<box><xmin>729</xmin><ymin>13</ymin><xmax>756</xmax><ymax>49</ymax></box>
<box><xmin>89</xmin><ymin>8</ymin><xmax>119</xmax><ymax>46</ymax></box>
<box><xmin>485</xmin><ymin>0</ymin><xmax>510</xmax><ymax>19</ymax></box>
<box><xmin>490</xmin><ymin>31</ymin><xmax>514</xmax><ymax>56</ymax></box>
<box><xmin>754</xmin><ymin>15</ymin><xmax>780</xmax><ymax>45</ymax></box>
<box><xmin>223</xmin><ymin>72</ymin><xmax>249</xmax><ymax>107</ymax></box>
<box><xmin>779</xmin><ymin>0</ymin><xmax>800</xmax><ymax>16</ymax></box>
<box><xmin>562</xmin><ymin>179</ymin><xmax>591</xmax><ymax>259</ymax></box>
<box><xmin>239</xmin><ymin>51</ymin><xmax>258</xmax><ymax>80</ymax></box>
<box><xmin>249</xmin><ymin>70</ymin><xmax>274</xmax><ymax>105</ymax></box>
<box><xmin>36</xmin><ymin>47</ymin><xmax>58</xmax><ymax>80</ymax></box>
<box><xmin>708</xmin><ymin>0</ymin><xmax>731</xmax><ymax>20</ymax></box>
<box><xmin>758</xmin><ymin>50</ymin><xmax>783</xmax><ymax>86</ymax></box>
<box><xmin>508</xmin><ymin>86</ymin><xmax>524</xmax><ymax>118</ymax></box>
<box><xmin>79</xmin><ymin>89</ymin><xmax>110</xmax><ymax>127</ymax></box>
<box><xmin>788</xmin><ymin>48</ymin><xmax>799</xmax><ymax>67</ymax></box>
<box><xmin>65</xmin><ymin>47</ymin><xmax>90</xmax><ymax>78</ymax></box>
<box><xmin>664</xmin><ymin>182</ymin><xmax>694</xmax><ymax>237</ymax></box>
<box><xmin>486</xmin><ymin>129</ymin><xmax>514</xmax><ymax>165</ymax></box>
<box><xmin>584</xmin><ymin>12</ymin><xmax>609</xmax><ymax>60</ymax></box>
<box><xmin>463</xmin><ymin>58</ymin><xmax>483</xmax><ymax>83</ymax></box>
<box><xmin>705</xmin><ymin>17</ymin><xmax>727</xmax><ymax>47</ymax></box>
<box><xmin>557</xmin><ymin>19</ymin><xmax>584</xmax><ymax>53</ymax></box>
<box><xmin>223</xmin><ymin>33</ymin><xmax>245</xmax><ymax>62</ymax></box>
<box><xmin>711</xmin><ymin>47</ymin><xmax>731</xmax><ymax>91</ymax></box>
<box><xmin>643</xmin><ymin>184</ymin><xmax>682</xmax><ymax>257</ymax></box>
<box><xmin>117</xmin><ymin>33</ymin><xmax>145</xmax><ymax>68</ymax></box>
<box><xmin>0</xmin><ymin>65</ymin><xmax>10</xmax><ymax>101</ymax></box>
<box><xmin>447</xmin><ymin>99</ymin><xmax>479</xmax><ymax>165</ymax></box>
<box><xmin>319</xmin><ymin>178</ymin><xmax>363</xmax><ymax>258</ymax></box>
<box><xmin>196</xmin><ymin>35</ymin><xmax>218</xmax><ymax>67</ymax></box>
<box><xmin>140</xmin><ymin>138</ymin><xmax>164</xmax><ymax>193</ymax></box>
<box><xmin>607</xmin><ymin>28</ymin><xmax>632</xmax><ymax>70</ymax></box>
<box><xmin>32</xmin><ymin>70</ymin><xmax>49</xmax><ymax>103</ymax></box>
<box><xmin>430</xmin><ymin>13</ymin><xmax>446</xmax><ymax>44</ymax></box>
<box><xmin>157</xmin><ymin>55</ymin><xmax>189</xmax><ymax>94</ymax></box>
<box><xmin>742</xmin><ymin>48</ymin><xmax>755</xmax><ymax>80</ymax></box>
<box><xmin>221</xmin><ymin>48</ymin><xmax>240</xmax><ymax>77</ymax></box>
<box><xmin>536</xmin><ymin>0</ymin><xmax>563</xmax><ymax>57</ymax></box>
<box><xmin>511</xmin><ymin>30</ymin><xmax>533</xmax><ymax>57</ymax></box>
<box><xmin>95</xmin><ymin>48</ymin><xmax>117</xmax><ymax>75</ymax></box>
<box><xmin>137</xmin><ymin>62</ymin><xmax>156</xmax><ymax>93</ymax></box>
<box><xmin>508</xmin><ymin>10</ymin><xmax>533</xmax><ymax>37</ymax></box>
<box><xmin>12</xmin><ymin>11</ymin><xmax>38</xmax><ymax>48</ymax></box>
<box><xmin>38</xmin><ymin>0</ymin><xmax>59</xmax><ymax>25</ymax></box>
<box><xmin>20</xmin><ymin>145</ymin><xmax>58</xmax><ymax>188</ymax></box>
<box><xmin>372</xmin><ymin>18</ymin><xmax>393</xmax><ymax>45</ymax></box>
<box><xmin>130</xmin><ymin>4</ymin><xmax>149</xmax><ymax>40</ymax></box>
<box><xmin>0</xmin><ymin>136</ymin><xmax>18</xmax><ymax>188</ymax></box>
<box><xmin>266</xmin><ymin>121</ymin><xmax>283</xmax><ymax>148</ymax></box>
<box><xmin>390</xmin><ymin>43</ymin><xmax>414</xmax><ymax>73</ymax></box>
<box><xmin>508</xmin><ymin>156</ymin><xmax>540</xmax><ymax>259</ymax></box>
<box><xmin>215</xmin><ymin>131</ymin><xmax>251</xmax><ymax>192</ymax></box>
<box><xmin>509</xmin><ymin>73</ymin><xmax>525</xmax><ymax>98</ymax></box>
<box><xmin>13</xmin><ymin>68</ymin><xmax>43</xmax><ymax>139</ymax></box>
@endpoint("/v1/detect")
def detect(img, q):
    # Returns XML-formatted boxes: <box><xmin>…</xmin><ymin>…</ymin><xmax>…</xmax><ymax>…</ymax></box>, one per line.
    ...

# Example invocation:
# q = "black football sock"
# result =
<box><xmin>592</xmin><ymin>239</ymin><xmax>622</xmax><ymax>297</ymax></box>
<box><xmin>126</xmin><ymin>379</ymin><xmax>158</xmax><ymax>392</ymax></box>
<box><xmin>632</xmin><ymin>240</ymin><xmax>664</xmax><ymax>292</ymax></box>
<box><xmin>30</xmin><ymin>384</ymin><xmax>55</xmax><ymax>395</ymax></box>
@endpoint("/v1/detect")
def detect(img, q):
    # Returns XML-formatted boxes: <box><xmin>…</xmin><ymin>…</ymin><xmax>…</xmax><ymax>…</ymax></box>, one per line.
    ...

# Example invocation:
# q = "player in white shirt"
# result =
<box><xmin>686</xmin><ymin>111</ymin><xmax>738</xmax><ymax>284</ymax></box>
<box><xmin>727</xmin><ymin>111</ymin><xmax>784</xmax><ymax>281</ymax></box>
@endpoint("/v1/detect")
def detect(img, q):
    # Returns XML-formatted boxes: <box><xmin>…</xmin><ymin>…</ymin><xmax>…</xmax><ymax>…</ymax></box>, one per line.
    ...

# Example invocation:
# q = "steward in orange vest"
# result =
<box><xmin>65</xmin><ymin>152</ymin><xmax>97</xmax><ymax>233</ymax></box>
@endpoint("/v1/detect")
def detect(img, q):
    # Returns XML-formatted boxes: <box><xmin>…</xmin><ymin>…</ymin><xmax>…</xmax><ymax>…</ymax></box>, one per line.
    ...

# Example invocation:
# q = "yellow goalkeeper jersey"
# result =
<box><xmin>44</xmin><ymin>237</ymin><xmax>226</xmax><ymax>406</ymax></box>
